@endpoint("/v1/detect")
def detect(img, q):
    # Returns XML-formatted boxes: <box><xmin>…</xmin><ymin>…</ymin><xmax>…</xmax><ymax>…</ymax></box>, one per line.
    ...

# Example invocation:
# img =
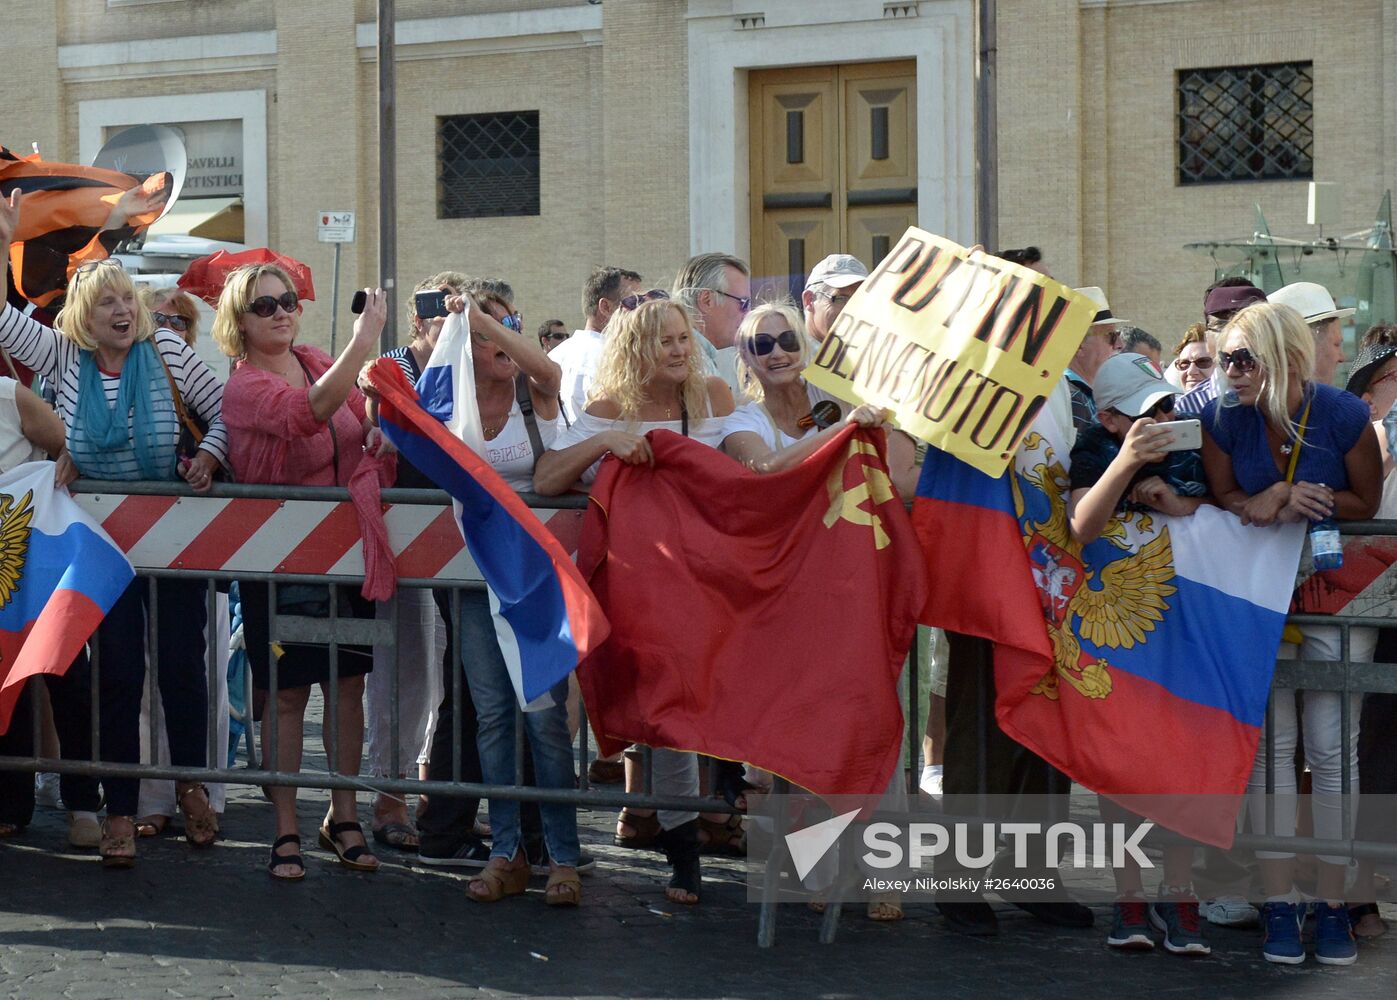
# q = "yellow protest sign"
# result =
<box><xmin>804</xmin><ymin>228</ymin><xmax>1099</xmax><ymax>477</ymax></box>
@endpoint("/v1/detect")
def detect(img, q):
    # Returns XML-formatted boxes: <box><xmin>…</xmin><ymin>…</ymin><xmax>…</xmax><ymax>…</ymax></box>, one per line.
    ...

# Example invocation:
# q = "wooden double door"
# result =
<box><xmin>749</xmin><ymin>60</ymin><xmax>917</xmax><ymax>300</ymax></box>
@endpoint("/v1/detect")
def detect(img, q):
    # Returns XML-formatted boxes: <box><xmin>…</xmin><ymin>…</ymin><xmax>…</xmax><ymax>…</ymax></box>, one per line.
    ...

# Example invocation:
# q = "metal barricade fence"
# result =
<box><xmin>2</xmin><ymin>482</ymin><xmax>1397</xmax><ymax>944</ymax></box>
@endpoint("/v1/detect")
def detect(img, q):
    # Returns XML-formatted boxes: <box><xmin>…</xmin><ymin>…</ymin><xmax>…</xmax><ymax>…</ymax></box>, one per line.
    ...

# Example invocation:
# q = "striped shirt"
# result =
<box><xmin>0</xmin><ymin>303</ymin><xmax>228</xmax><ymax>473</ymax></box>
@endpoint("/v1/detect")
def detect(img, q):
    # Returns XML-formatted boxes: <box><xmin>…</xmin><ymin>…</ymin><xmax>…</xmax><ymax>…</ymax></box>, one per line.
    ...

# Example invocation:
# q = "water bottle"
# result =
<box><xmin>1310</xmin><ymin>516</ymin><xmax>1344</xmax><ymax>571</ymax></box>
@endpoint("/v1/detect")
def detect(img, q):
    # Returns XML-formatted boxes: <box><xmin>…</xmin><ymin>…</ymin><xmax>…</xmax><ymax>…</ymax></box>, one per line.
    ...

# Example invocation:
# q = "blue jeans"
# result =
<box><xmin>458</xmin><ymin>591</ymin><xmax>580</xmax><ymax>866</ymax></box>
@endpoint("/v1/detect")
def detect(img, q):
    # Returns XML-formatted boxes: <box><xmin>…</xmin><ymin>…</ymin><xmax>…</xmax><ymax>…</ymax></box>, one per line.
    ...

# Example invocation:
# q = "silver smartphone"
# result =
<box><xmin>1156</xmin><ymin>418</ymin><xmax>1202</xmax><ymax>452</ymax></box>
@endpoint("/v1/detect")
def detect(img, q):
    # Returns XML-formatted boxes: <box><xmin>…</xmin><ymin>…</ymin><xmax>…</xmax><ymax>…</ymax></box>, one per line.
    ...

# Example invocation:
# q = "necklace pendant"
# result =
<box><xmin>1280</xmin><ymin>442</ymin><xmax>1294</xmax><ymax>455</ymax></box>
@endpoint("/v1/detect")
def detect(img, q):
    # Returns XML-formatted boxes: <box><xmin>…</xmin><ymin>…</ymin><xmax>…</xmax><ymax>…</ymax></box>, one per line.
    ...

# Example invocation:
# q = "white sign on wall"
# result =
<box><xmin>317</xmin><ymin>211</ymin><xmax>356</xmax><ymax>243</ymax></box>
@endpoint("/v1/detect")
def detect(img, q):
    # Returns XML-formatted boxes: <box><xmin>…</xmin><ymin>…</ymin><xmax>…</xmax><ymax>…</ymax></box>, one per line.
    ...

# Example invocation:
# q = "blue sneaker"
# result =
<box><xmin>1149</xmin><ymin>893</ymin><xmax>1211</xmax><ymax>956</ymax></box>
<box><xmin>1261</xmin><ymin>901</ymin><xmax>1305</xmax><ymax>965</ymax></box>
<box><xmin>1106</xmin><ymin>900</ymin><xmax>1154</xmax><ymax>950</ymax></box>
<box><xmin>1313</xmin><ymin>903</ymin><xmax>1357</xmax><ymax>966</ymax></box>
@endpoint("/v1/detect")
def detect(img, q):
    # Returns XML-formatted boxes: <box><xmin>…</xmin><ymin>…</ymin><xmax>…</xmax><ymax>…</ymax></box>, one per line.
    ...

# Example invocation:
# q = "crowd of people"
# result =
<box><xmin>0</xmin><ymin>185</ymin><xmax>1393</xmax><ymax>963</ymax></box>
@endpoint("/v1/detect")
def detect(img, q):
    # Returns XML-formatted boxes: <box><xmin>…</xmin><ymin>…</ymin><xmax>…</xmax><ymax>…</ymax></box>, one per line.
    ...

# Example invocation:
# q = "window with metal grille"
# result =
<box><xmin>1177</xmin><ymin>62</ymin><xmax>1313</xmax><ymax>185</ymax></box>
<box><xmin>437</xmin><ymin>111</ymin><xmax>540</xmax><ymax>218</ymax></box>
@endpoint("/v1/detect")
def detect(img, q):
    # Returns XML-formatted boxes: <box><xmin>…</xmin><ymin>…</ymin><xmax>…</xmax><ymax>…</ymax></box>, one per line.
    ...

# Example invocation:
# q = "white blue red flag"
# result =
<box><xmin>915</xmin><ymin>406</ymin><xmax>1305</xmax><ymax>845</ymax></box>
<box><xmin>369</xmin><ymin>311</ymin><xmax>609</xmax><ymax>709</ymax></box>
<box><xmin>0</xmin><ymin>461</ymin><xmax>134</xmax><ymax>734</ymax></box>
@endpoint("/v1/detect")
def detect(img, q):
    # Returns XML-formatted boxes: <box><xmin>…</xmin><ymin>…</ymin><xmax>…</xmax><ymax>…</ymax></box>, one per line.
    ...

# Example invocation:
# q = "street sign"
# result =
<box><xmin>317</xmin><ymin>210</ymin><xmax>356</xmax><ymax>243</ymax></box>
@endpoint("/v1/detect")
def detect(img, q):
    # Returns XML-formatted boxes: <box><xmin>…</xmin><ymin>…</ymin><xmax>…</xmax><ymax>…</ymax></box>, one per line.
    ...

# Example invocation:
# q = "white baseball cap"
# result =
<box><xmin>807</xmin><ymin>254</ymin><xmax>869</xmax><ymax>290</ymax></box>
<box><xmin>1268</xmin><ymin>282</ymin><xmax>1355</xmax><ymax>324</ymax></box>
<box><xmin>1094</xmin><ymin>353</ymin><xmax>1177</xmax><ymax>417</ymax></box>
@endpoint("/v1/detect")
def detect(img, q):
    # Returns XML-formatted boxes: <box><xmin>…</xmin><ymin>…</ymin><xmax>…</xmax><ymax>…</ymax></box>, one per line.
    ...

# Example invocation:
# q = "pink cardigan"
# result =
<box><xmin>222</xmin><ymin>344</ymin><xmax>397</xmax><ymax>598</ymax></box>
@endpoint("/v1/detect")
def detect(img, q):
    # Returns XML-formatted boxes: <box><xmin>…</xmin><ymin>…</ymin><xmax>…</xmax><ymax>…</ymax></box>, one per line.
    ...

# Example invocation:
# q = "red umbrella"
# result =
<box><xmin>177</xmin><ymin>248</ymin><xmax>316</xmax><ymax>306</ymax></box>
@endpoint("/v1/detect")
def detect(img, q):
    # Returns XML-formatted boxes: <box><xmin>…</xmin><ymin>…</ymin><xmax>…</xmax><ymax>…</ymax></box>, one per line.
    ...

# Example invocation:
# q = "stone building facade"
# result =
<box><xmin>3</xmin><ymin>0</ymin><xmax>1394</xmax><ymax>349</ymax></box>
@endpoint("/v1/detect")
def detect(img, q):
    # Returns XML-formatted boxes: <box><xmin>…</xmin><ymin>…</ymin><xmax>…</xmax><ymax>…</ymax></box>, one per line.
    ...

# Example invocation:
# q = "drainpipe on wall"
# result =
<box><xmin>378</xmin><ymin>0</ymin><xmax>397</xmax><ymax>352</ymax></box>
<box><xmin>975</xmin><ymin>0</ymin><xmax>998</xmax><ymax>251</ymax></box>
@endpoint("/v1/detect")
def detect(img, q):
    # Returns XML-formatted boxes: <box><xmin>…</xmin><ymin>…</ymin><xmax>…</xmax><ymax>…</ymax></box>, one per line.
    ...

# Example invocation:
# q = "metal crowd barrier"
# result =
<box><xmin>2</xmin><ymin>483</ymin><xmax>1396</xmax><ymax>947</ymax></box>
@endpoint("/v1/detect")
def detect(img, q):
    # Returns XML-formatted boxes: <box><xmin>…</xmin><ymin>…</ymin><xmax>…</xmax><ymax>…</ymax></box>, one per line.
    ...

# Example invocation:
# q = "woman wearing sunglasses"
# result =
<box><xmin>1201</xmin><ymin>301</ymin><xmax>1382</xmax><ymax>966</ymax></box>
<box><xmin>0</xmin><ymin>190</ymin><xmax>226</xmax><ymax>866</ymax></box>
<box><xmin>720</xmin><ymin>303</ymin><xmax>915</xmax><ymax>490</ymax></box>
<box><xmin>1171</xmin><ymin>323</ymin><xmax>1215</xmax><ymax>392</ymax></box>
<box><xmin>213</xmin><ymin>262</ymin><xmax>392</xmax><ymax>881</ymax></box>
<box><xmin>140</xmin><ymin>287</ymin><xmax>202</xmax><ymax>347</ymax></box>
<box><xmin>534</xmin><ymin>294</ymin><xmax>735</xmax><ymax>906</ymax></box>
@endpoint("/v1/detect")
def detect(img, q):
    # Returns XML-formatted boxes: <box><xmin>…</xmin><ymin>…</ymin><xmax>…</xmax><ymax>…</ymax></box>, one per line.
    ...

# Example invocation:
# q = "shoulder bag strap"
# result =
<box><xmin>151</xmin><ymin>339</ymin><xmax>204</xmax><ymax>445</ymax></box>
<box><xmin>516</xmin><ymin>373</ymin><xmax>546</xmax><ymax>471</ymax></box>
<box><xmin>1284</xmin><ymin>397</ymin><xmax>1313</xmax><ymax>484</ymax></box>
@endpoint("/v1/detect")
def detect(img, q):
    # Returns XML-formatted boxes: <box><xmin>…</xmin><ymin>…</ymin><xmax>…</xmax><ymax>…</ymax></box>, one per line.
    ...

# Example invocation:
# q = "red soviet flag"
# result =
<box><xmin>577</xmin><ymin>425</ymin><xmax>927</xmax><ymax>798</ymax></box>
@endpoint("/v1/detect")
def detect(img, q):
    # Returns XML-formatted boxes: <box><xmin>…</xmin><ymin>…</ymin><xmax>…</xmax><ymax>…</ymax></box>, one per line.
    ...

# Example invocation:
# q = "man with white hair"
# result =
<box><xmin>802</xmin><ymin>254</ymin><xmax>869</xmax><ymax>345</ymax></box>
<box><xmin>671</xmin><ymin>252</ymin><xmax>751</xmax><ymax>393</ymax></box>
<box><xmin>1268</xmin><ymin>281</ymin><xmax>1354</xmax><ymax>386</ymax></box>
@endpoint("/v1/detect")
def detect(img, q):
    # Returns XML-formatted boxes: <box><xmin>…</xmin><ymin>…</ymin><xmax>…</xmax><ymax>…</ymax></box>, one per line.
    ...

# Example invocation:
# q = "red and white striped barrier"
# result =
<box><xmin>72</xmin><ymin>493</ymin><xmax>585</xmax><ymax>582</ymax></box>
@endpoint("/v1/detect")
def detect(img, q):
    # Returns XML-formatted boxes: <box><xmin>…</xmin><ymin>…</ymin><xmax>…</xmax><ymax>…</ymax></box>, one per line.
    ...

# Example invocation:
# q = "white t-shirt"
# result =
<box><xmin>485</xmin><ymin>398</ymin><xmax>562</xmax><ymax>492</ymax></box>
<box><xmin>549</xmin><ymin>328</ymin><xmax>604</xmax><ymax>425</ymax></box>
<box><xmin>0</xmin><ymin>377</ymin><xmax>45</xmax><ymax>474</ymax></box>
<box><xmin>721</xmin><ymin>382</ymin><xmax>846</xmax><ymax>451</ymax></box>
<box><xmin>549</xmin><ymin>404</ymin><xmax>725</xmax><ymax>486</ymax></box>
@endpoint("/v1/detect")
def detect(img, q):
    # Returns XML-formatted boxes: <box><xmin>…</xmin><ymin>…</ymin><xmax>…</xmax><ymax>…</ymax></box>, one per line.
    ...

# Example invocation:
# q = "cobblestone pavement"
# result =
<box><xmin>4</xmin><ymin>712</ymin><xmax>1397</xmax><ymax>1000</ymax></box>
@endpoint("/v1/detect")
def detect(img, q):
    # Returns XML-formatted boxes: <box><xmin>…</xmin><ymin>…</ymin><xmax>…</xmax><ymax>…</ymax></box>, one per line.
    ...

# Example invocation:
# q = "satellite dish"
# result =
<box><xmin>92</xmin><ymin>124</ymin><xmax>188</xmax><ymax>224</ymax></box>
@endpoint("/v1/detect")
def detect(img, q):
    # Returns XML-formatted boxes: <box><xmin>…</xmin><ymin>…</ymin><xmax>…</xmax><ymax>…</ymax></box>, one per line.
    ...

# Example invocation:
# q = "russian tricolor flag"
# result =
<box><xmin>0</xmin><ymin>461</ymin><xmax>134</xmax><ymax>734</ymax></box>
<box><xmin>370</xmin><ymin>311</ymin><xmax>609</xmax><ymax>709</ymax></box>
<box><xmin>915</xmin><ymin>407</ymin><xmax>1305</xmax><ymax>846</ymax></box>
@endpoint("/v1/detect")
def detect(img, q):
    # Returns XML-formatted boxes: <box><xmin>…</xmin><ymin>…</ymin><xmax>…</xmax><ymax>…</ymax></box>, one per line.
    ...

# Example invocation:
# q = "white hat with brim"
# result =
<box><xmin>1074</xmin><ymin>285</ymin><xmax>1128</xmax><ymax>328</ymax></box>
<box><xmin>1269</xmin><ymin>281</ymin><xmax>1356</xmax><ymax>324</ymax></box>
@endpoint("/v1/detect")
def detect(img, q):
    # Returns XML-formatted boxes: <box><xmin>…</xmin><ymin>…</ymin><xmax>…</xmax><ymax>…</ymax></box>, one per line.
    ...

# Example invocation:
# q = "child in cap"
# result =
<box><xmin>1067</xmin><ymin>352</ymin><xmax>1213</xmax><ymax>956</ymax></box>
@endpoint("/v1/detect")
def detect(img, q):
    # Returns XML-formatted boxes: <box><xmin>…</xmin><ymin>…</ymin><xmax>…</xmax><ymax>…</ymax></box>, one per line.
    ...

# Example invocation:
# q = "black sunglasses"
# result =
<box><xmin>246</xmin><ymin>291</ymin><xmax>300</xmax><ymax>318</ymax></box>
<box><xmin>153</xmin><ymin>311</ymin><xmax>190</xmax><ymax>332</ymax></box>
<box><xmin>541</xmin><ymin>331</ymin><xmax>569</xmax><ymax>343</ymax></box>
<box><xmin>1218</xmin><ymin>348</ymin><xmax>1258</xmax><ymax>374</ymax></box>
<box><xmin>748</xmin><ymin>329</ymin><xmax>803</xmax><ymax>356</ymax></box>
<box><xmin>620</xmin><ymin>289</ymin><xmax>670</xmax><ymax>311</ymax></box>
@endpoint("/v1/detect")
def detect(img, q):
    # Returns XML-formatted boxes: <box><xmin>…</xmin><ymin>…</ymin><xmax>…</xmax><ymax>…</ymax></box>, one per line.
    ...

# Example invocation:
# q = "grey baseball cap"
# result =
<box><xmin>1094</xmin><ymin>352</ymin><xmax>1178</xmax><ymax>417</ymax></box>
<box><xmin>807</xmin><ymin>254</ymin><xmax>869</xmax><ymax>289</ymax></box>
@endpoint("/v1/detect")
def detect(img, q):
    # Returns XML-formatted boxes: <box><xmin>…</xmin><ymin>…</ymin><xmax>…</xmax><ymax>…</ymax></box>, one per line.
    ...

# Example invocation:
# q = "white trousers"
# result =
<box><xmin>366</xmin><ymin>588</ymin><xmax>446</xmax><ymax>779</ymax></box>
<box><xmin>1247</xmin><ymin>625</ymin><xmax>1374</xmax><ymax>864</ymax></box>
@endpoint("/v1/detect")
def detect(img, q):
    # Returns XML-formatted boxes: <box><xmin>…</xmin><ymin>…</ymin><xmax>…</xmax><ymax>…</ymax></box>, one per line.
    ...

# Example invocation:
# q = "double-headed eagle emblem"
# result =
<box><xmin>0</xmin><ymin>490</ymin><xmax>35</xmax><ymax>616</ymax></box>
<box><xmin>1009</xmin><ymin>434</ymin><xmax>1176</xmax><ymax>701</ymax></box>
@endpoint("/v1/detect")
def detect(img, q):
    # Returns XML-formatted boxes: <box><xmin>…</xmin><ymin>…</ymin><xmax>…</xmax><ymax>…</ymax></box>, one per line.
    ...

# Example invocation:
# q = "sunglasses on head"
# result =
<box><xmin>1174</xmin><ymin>355</ymin><xmax>1214</xmax><ymax>371</ymax></box>
<box><xmin>748</xmin><ymin>329</ymin><xmax>803</xmax><ymax>356</ymax></box>
<box><xmin>153</xmin><ymin>311</ymin><xmax>190</xmax><ymax>332</ymax></box>
<box><xmin>1218</xmin><ymin>348</ymin><xmax>1258</xmax><ymax>374</ymax></box>
<box><xmin>245</xmin><ymin>291</ymin><xmax>300</xmax><ymax>318</ymax></box>
<box><xmin>72</xmin><ymin>258</ymin><xmax>125</xmax><ymax>284</ymax></box>
<box><xmin>620</xmin><ymin>289</ymin><xmax>670</xmax><ymax>311</ymax></box>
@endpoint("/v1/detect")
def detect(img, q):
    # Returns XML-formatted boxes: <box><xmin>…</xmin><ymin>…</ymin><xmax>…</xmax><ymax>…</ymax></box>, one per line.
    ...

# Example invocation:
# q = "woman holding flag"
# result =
<box><xmin>400</xmin><ymin>290</ymin><xmax>589</xmax><ymax>906</ymax></box>
<box><xmin>1201</xmin><ymin>301</ymin><xmax>1382</xmax><ymax>966</ymax></box>
<box><xmin>534</xmin><ymin>293</ymin><xmax>735</xmax><ymax>905</ymax></box>
<box><xmin>0</xmin><ymin>190</ymin><xmax>225</xmax><ymax>867</ymax></box>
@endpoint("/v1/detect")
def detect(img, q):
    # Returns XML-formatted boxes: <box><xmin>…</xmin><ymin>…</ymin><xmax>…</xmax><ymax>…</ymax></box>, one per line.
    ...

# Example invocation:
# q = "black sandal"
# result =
<box><xmin>655</xmin><ymin>819</ymin><xmax>702</xmax><ymax>904</ymax></box>
<box><xmin>319</xmin><ymin>820</ymin><xmax>380</xmax><ymax>872</ymax></box>
<box><xmin>614</xmin><ymin>809</ymin><xmax>661</xmax><ymax>850</ymax></box>
<box><xmin>268</xmin><ymin>834</ymin><xmax>305</xmax><ymax>881</ymax></box>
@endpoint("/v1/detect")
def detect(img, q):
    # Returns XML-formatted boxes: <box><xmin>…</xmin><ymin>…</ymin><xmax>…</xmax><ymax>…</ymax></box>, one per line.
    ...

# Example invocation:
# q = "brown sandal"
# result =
<box><xmin>100</xmin><ymin>816</ymin><xmax>137</xmax><ymax>869</ymax></box>
<box><xmin>135</xmin><ymin>815</ymin><xmax>169</xmax><ymax>838</ymax></box>
<box><xmin>614</xmin><ymin>809</ymin><xmax>661</xmax><ymax>850</ymax></box>
<box><xmin>544</xmin><ymin>867</ymin><xmax>582</xmax><ymax>907</ymax></box>
<box><xmin>177</xmin><ymin>784</ymin><xmax>219</xmax><ymax>848</ymax></box>
<box><xmin>468</xmin><ymin>862</ymin><xmax>529</xmax><ymax>902</ymax></box>
<box><xmin>698</xmin><ymin>814</ymin><xmax>746</xmax><ymax>856</ymax></box>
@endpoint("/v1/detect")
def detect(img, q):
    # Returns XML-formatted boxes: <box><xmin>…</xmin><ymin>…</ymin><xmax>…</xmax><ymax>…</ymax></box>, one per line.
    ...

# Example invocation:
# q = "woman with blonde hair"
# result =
<box><xmin>534</xmin><ymin>292</ymin><xmax>735</xmax><ymax>905</ymax></box>
<box><xmin>140</xmin><ymin>286</ymin><xmax>201</xmax><ymax>346</ymax></box>
<box><xmin>214</xmin><ymin>261</ymin><xmax>391</xmax><ymax>881</ymax></box>
<box><xmin>1201</xmin><ymin>300</ymin><xmax>1382</xmax><ymax>966</ymax></box>
<box><xmin>0</xmin><ymin>190</ymin><xmax>225</xmax><ymax>866</ymax></box>
<box><xmin>722</xmin><ymin>301</ymin><xmax>915</xmax><ymax>490</ymax></box>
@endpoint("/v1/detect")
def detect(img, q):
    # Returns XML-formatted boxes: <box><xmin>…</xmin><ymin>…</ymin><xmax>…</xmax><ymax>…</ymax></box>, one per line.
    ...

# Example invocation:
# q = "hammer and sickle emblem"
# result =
<box><xmin>822</xmin><ymin>440</ymin><xmax>895</xmax><ymax>549</ymax></box>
